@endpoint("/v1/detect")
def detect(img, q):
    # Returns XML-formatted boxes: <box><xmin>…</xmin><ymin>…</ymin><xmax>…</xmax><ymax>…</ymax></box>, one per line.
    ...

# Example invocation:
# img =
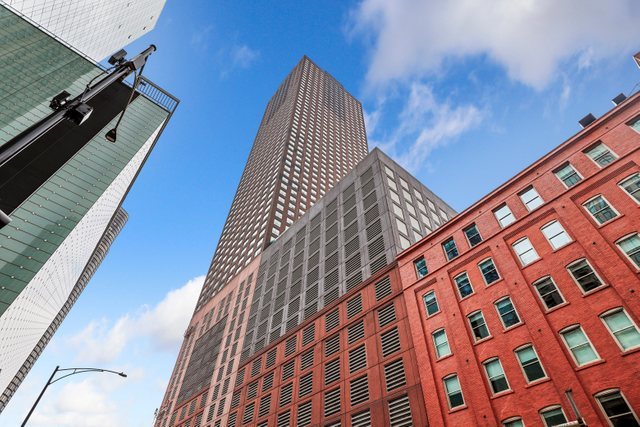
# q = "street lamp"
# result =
<box><xmin>21</xmin><ymin>365</ymin><xmax>127</xmax><ymax>426</ymax></box>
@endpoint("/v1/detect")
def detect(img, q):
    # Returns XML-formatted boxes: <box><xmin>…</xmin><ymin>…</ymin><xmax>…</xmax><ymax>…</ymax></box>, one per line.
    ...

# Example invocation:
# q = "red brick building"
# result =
<box><xmin>397</xmin><ymin>92</ymin><xmax>640</xmax><ymax>426</ymax></box>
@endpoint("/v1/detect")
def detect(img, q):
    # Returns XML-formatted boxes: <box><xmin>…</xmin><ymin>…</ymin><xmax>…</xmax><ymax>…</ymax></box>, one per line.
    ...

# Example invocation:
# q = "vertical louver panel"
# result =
<box><xmin>384</xmin><ymin>359</ymin><xmax>407</xmax><ymax>391</ymax></box>
<box><xmin>380</xmin><ymin>327</ymin><xmax>401</xmax><ymax>357</ymax></box>
<box><xmin>277</xmin><ymin>410</ymin><xmax>290</xmax><ymax>427</ymax></box>
<box><xmin>325</xmin><ymin>334</ymin><xmax>340</xmax><ymax>357</ymax></box>
<box><xmin>350</xmin><ymin>375</ymin><xmax>369</xmax><ymax>406</ymax></box>
<box><xmin>231</xmin><ymin>390</ymin><xmax>241</xmax><ymax>408</ymax></box>
<box><xmin>282</xmin><ymin>360</ymin><xmax>295</xmax><ymax>381</ymax></box>
<box><xmin>348</xmin><ymin>344</ymin><xmax>367</xmax><ymax>373</ymax></box>
<box><xmin>285</xmin><ymin>336</ymin><xmax>297</xmax><ymax>356</ymax></box>
<box><xmin>388</xmin><ymin>394</ymin><xmax>413</xmax><ymax>427</ymax></box>
<box><xmin>302</xmin><ymin>324</ymin><xmax>315</xmax><ymax>346</ymax></box>
<box><xmin>247</xmin><ymin>381</ymin><xmax>258</xmax><ymax>400</ymax></box>
<box><xmin>266</xmin><ymin>348</ymin><xmax>277</xmax><ymax>368</ymax></box>
<box><xmin>242</xmin><ymin>402</ymin><xmax>255</xmax><ymax>424</ymax></box>
<box><xmin>279</xmin><ymin>382</ymin><xmax>293</xmax><ymax>406</ymax></box>
<box><xmin>258</xmin><ymin>394</ymin><xmax>271</xmax><ymax>418</ymax></box>
<box><xmin>324</xmin><ymin>357</ymin><xmax>341</xmax><ymax>385</ymax></box>
<box><xmin>325</xmin><ymin>309</ymin><xmax>340</xmax><ymax>332</ymax></box>
<box><xmin>296</xmin><ymin>400</ymin><xmax>312</xmax><ymax>427</ymax></box>
<box><xmin>377</xmin><ymin>304</ymin><xmax>397</xmax><ymax>328</ymax></box>
<box><xmin>262</xmin><ymin>371</ymin><xmax>274</xmax><ymax>392</ymax></box>
<box><xmin>375</xmin><ymin>276</ymin><xmax>392</xmax><ymax>301</ymax></box>
<box><xmin>348</xmin><ymin>320</ymin><xmax>365</xmax><ymax>344</ymax></box>
<box><xmin>299</xmin><ymin>372</ymin><xmax>313</xmax><ymax>397</ymax></box>
<box><xmin>227</xmin><ymin>411</ymin><xmax>237</xmax><ymax>427</ymax></box>
<box><xmin>351</xmin><ymin>409</ymin><xmax>372</xmax><ymax>427</ymax></box>
<box><xmin>301</xmin><ymin>349</ymin><xmax>314</xmax><ymax>371</ymax></box>
<box><xmin>347</xmin><ymin>294</ymin><xmax>363</xmax><ymax>318</ymax></box>
<box><xmin>324</xmin><ymin>387</ymin><xmax>341</xmax><ymax>417</ymax></box>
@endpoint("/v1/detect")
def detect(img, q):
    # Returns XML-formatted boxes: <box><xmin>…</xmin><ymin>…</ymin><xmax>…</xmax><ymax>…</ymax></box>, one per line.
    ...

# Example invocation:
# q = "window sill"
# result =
<box><xmin>593</xmin><ymin>213</ymin><xmax>624</xmax><ymax>228</ymax></box>
<box><xmin>575</xmin><ymin>359</ymin><xmax>606</xmax><ymax>371</ymax></box>
<box><xmin>520</xmin><ymin>257</ymin><xmax>543</xmax><ymax>269</ymax></box>
<box><xmin>503</xmin><ymin>322</ymin><xmax>525</xmax><ymax>333</ymax></box>
<box><xmin>459</xmin><ymin>293</ymin><xmax>475</xmax><ymax>302</ymax></box>
<box><xmin>473</xmin><ymin>336</ymin><xmax>493</xmax><ymax>346</ymax></box>
<box><xmin>484</xmin><ymin>278</ymin><xmax>503</xmax><ymax>287</ymax></box>
<box><xmin>545</xmin><ymin>301</ymin><xmax>570</xmax><ymax>314</ymax></box>
<box><xmin>448</xmin><ymin>404</ymin><xmax>468</xmax><ymax>414</ymax></box>
<box><xmin>490</xmin><ymin>389</ymin><xmax>514</xmax><ymax>400</ymax></box>
<box><xmin>524</xmin><ymin>377</ymin><xmax>551</xmax><ymax>389</ymax></box>
<box><xmin>621</xmin><ymin>346</ymin><xmax>640</xmax><ymax>357</ymax></box>
<box><xmin>436</xmin><ymin>353</ymin><xmax>454</xmax><ymax>362</ymax></box>
<box><xmin>550</xmin><ymin>241</ymin><xmax>573</xmax><ymax>253</ymax></box>
<box><xmin>426</xmin><ymin>311</ymin><xmax>442</xmax><ymax>320</ymax></box>
<box><xmin>581</xmin><ymin>285</ymin><xmax>609</xmax><ymax>298</ymax></box>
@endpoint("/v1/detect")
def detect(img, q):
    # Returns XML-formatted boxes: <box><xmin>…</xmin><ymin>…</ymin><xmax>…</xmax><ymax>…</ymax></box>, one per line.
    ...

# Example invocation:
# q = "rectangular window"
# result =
<box><xmin>596</xmin><ymin>390</ymin><xmax>640</xmax><ymax>426</ymax></box>
<box><xmin>503</xmin><ymin>418</ymin><xmax>524</xmax><ymax>427</ymax></box>
<box><xmin>567</xmin><ymin>259</ymin><xmax>603</xmax><ymax>293</ymax></box>
<box><xmin>554</xmin><ymin>163</ymin><xmax>582</xmax><ymax>188</ymax></box>
<box><xmin>478</xmin><ymin>258</ymin><xmax>500</xmax><ymax>285</ymax></box>
<box><xmin>631</xmin><ymin>117</ymin><xmax>640</xmax><ymax>132</ymax></box>
<box><xmin>619</xmin><ymin>173</ymin><xmax>640</xmax><ymax>203</ymax></box>
<box><xmin>513</xmin><ymin>237</ymin><xmax>539</xmax><ymax>266</ymax></box>
<box><xmin>443</xmin><ymin>375</ymin><xmax>464</xmax><ymax>408</ymax></box>
<box><xmin>583</xmin><ymin>195</ymin><xmax>618</xmax><ymax>224</ymax></box>
<box><xmin>454</xmin><ymin>272</ymin><xmax>474</xmax><ymax>299</ymax></box>
<box><xmin>601</xmin><ymin>309</ymin><xmax>640</xmax><ymax>351</ymax></box>
<box><xmin>515</xmin><ymin>345</ymin><xmax>546</xmax><ymax>382</ymax></box>
<box><xmin>561</xmin><ymin>326</ymin><xmax>599</xmax><ymax>366</ymax></box>
<box><xmin>617</xmin><ymin>234</ymin><xmax>640</xmax><ymax>269</ymax></box>
<box><xmin>414</xmin><ymin>256</ymin><xmax>428</xmax><ymax>278</ymax></box>
<box><xmin>423</xmin><ymin>291</ymin><xmax>439</xmax><ymax>316</ymax></box>
<box><xmin>541</xmin><ymin>220</ymin><xmax>572</xmax><ymax>250</ymax></box>
<box><xmin>433</xmin><ymin>329</ymin><xmax>451</xmax><ymax>358</ymax></box>
<box><xmin>495</xmin><ymin>297</ymin><xmax>521</xmax><ymax>328</ymax></box>
<box><xmin>584</xmin><ymin>142</ymin><xmax>617</xmax><ymax>167</ymax></box>
<box><xmin>442</xmin><ymin>237</ymin><xmax>459</xmax><ymax>260</ymax></box>
<box><xmin>468</xmin><ymin>311</ymin><xmax>490</xmax><ymax>341</ymax></box>
<box><xmin>533</xmin><ymin>276</ymin><xmax>564</xmax><ymax>309</ymax></box>
<box><xmin>519</xmin><ymin>186</ymin><xmax>544</xmax><ymax>211</ymax></box>
<box><xmin>483</xmin><ymin>358</ymin><xmax>509</xmax><ymax>394</ymax></box>
<box><xmin>463</xmin><ymin>224</ymin><xmax>482</xmax><ymax>247</ymax></box>
<box><xmin>540</xmin><ymin>407</ymin><xmax>568</xmax><ymax>427</ymax></box>
<box><xmin>494</xmin><ymin>204</ymin><xmax>516</xmax><ymax>228</ymax></box>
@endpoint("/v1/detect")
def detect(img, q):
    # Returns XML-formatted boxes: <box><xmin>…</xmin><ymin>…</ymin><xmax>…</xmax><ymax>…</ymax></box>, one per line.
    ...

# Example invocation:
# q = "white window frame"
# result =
<box><xmin>554</xmin><ymin>162</ymin><xmax>583</xmax><ymax>189</ymax></box>
<box><xmin>443</xmin><ymin>374</ymin><xmax>465</xmax><ymax>409</ymax></box>
<box><xmin>478</xmin><ymin>257</ymin><xmax>501</xmax><ymax>286</ymax></box>
<box><xmin>566</xmin><ymin>258</ymin><xmax>606</xmax><ymax>294</ymax></box>
<box><xmin>615</xmin><ymin>233</ymin><xmax>640</xmax><ymax>270</ymax></box>
<box><xmin>494</xmin><ymin>203</ymin><xmax>516</xmax><ymax>228</ymax></box>
<box><xmin>582</xmin><ymin>194</ymin><xmax>619</xmax><ymax>225</ymax></box>
<box><xmin>512</xmin><ymin>237</ymin><xmax>540</xmax><ymax>266</ymax></box>
<box><xmin>532</xmin><ymin>276</ymin><xmax>566</xmax><ymax>310</ymax></box>
<box><xmin>514</xmin><ymin>343</ymin><xmax>547</xmax><ymax>384</ymax></box>
<box><xmin>599</xmin><ymin>307</ymin><xmax>640</xmax><ymax>352</ymax></box>
<box><xmin>541</xmin><ymin>220</ymin><xmax>572</xmax><ymax>250</ymax></box>
<box><xmin>618</xmin><ymin>173</ymin><xmax>640</xmax><ymax>205</ymax></box>
<box><xmin>454</xmin><ymin>271</ymin><xmax>474</xmax><ymax>299</ymax></box>
<box><xmin>519</xmin><ymin>186</ymin><xmax>544</xmax><ymax>211</ymax></box>
<box><xmin>482</xmin><ymin>357</ymin><xmax>511</xmax><ymax>395</ymax></box>
<box><xmin>467</xmin><ymin>310</ymin><xmax>491</xmax><ymax>342</ymax></box>
<box><xmin>432</xmin><ymin>328</ymin><xmax>451</xmax><ymax>359</ymax></box>
<box><xmin>584</xmin><ymin>142</ymin><xmax>618</xmax><ymax>168</ymax></box>
<box><xmin>423</xmin><ymin>290</ymin><xmax>439</xmax><ymax>317</ymax></box>
<box><xmin>559</xmin><ymin>324</ymin><xmax>601</xmax><ymax>366</ymax></box>
<box><xmin>594</xmin><ymin>388</ymin><xmax>640</xmax><ymax>427</ymax></box>
<box><xmin>539</xmin><ymin>405</ymin><xmax>568</xmax><ymax>427</ymax></box>
<box><xmin>463</xmin><ymin>223</ymin><xmax>483</xmax><ymax>247</ymax></box>
<box><xmin>494</xmin><ymin>296</ymin><xmax>522</xmax><ymax>329</ymax></box>
<box><xmin>502</xmin><ymin>416</ymin><xmax>525</xmax><ymax>427</ymax></box>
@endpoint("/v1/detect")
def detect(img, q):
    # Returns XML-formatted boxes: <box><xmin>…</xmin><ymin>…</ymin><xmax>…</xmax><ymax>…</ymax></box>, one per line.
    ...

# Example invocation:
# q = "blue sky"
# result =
<box><xmin>3</xmin><ymin>0</ymin><xmax>640</xmax><ymax>425</ymax></box>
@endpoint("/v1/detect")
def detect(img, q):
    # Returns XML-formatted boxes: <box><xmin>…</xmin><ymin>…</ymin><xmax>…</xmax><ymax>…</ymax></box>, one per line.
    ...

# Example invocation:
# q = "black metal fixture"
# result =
<box><xmin>634</xmin><ymin>51</ymin><xmax>640</xmax><ymax>69</ymax></box>
<box><xmin>0</xmin><ymin>209</ymin><xmax>10</xmax><ymax>227</ymax></box>
<box><xmin>578</xmin><ymin>113</ymin><xmax>596</xmax><ymax>128</ymax></box>
<box><xmin>21</xmin><ymin>365</ymin><xmax>127</xmax><ymax>426</ymax></box>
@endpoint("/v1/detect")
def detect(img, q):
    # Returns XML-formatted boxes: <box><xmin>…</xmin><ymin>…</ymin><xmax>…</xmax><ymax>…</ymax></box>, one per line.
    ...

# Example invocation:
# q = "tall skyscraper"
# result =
<box><xmin>0</xmin><ymin>0</ymin><xmax>166</xmax><ymax>62</ymax></box>
<box><xmin>0</xmin><ymin>5</ymin><xmax>177</xmax><ymax>410</ymax></box>
<box><xmin>156</xmin><ymin>57</ymin><xmax>455</xmax><ymax>427</ymax></box>
<box><xmin>197</xmin><ymin>57</ymin><xmax>368</xmax><ymax>308</ymax></box>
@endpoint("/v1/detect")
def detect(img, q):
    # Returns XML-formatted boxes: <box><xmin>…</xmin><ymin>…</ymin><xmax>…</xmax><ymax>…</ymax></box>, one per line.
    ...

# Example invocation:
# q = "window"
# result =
<box><xmin>443</xmin><ymin>238</ymin><xmax>459</xmax><ymax>260</ymax></box>
<box><xmin>554</xmin><ymin>163</ymin><xmax>582</xmax><ymax>188</ymax></box>
<box><xmin>423</xmin><ymin>291</ymin><xmax>439</xmax><ymax>316</ymax></box>
<box><xmin>468</xmin><ymin>311</ymin><xmax>490</xmax><ymax>341</ymax></box>
<box><xmin>540</xmin><ymin>406</ymin><xmax>568</xmax><ymax>427</ymax></box>
<box><xmin>454</xmin><ymin>272</ymin><xmax>474</xmax><ymax>299</ymax></box>
<box><xmin>433</xmin><ymin>329</ymin><xmax>451</xmax><ymax>358</ymax></box>
<box><xmin>541</xmin><ymin>221</ymin><xmax>572</xmax><ymax>250</ymax></box>
<box><xmin>631</xmin><ymin>117</ymin><xmax>640</xmax><ymax>133</ymax></box>
<box><xmin>414</xmin><ymin>256</ymin><xmax>428</xmax><ymax>278</ymax></box>
<box><xmin>520</xmin><ymin>186</ymin><xmax>544</xmax><ymax>211</ymax></box>
<box><xmin>601</xmin><ymin>308</ymin><xmax>640</xmax><ymax>351</ymax></box>
<box><xmin>495</xmin><ymin>297</ymin><xmax>521</xmax><ymax>328</ymax></box>
<box><xmin>443</xmin><ymin>375</ymin><xmax>464</xmax><ymax>408</ymax></box>
<box><xmin>494</xmin><ymin>204</ymin><xmax>516</xmax><ymax>228</ymax></box>
<box><xmin>595</xmin><ymin>389</ymin><xmax>640</xmax><ymax>427</ymax></box>
<box><xmin>463</xmin><ymin>224</ymin><xmax>482</xmax><ymax>247</ymax></box>
<box><xmin>560</xmin><ymin>325</ymin><xmax>599</xmax><ymax>366</ymax></box>
<box><xmin>619</xmin><ymin>173</ymin><xmax>640</xmax><ymax>203</ymax></box>
<box><xmin>515</xmin><ymin>345</ymin><xmax>546</xmax><ymax>382</ymax></box>
<box><xmin>533</xmin><ymin>276</ymin><xmax>565</xmax><ymax>310</ymax></box>
<box><xmin>503</xmin><ymin>418</ymin><xmax>524</xmax><ymax>427</ymax></box>
<box><xmin>513</xmin><ymin>237</ymin><xmax>539</xmax><ymax>266</ymax></box>
<box><xmin>617</xmin><ymin>234</ymin><xmax>640</xmax><ymax>269</ymax></box>
<box><xmin>583</xmin><ymin>195</ymin><xmax>618</xmax><ymax>224</ymax></box>
<box><xmin>479</xmin><ymin>258</ymin><xmax>500</xmax><ymax>285</ymax></box>
<box><xmin>567</xmin><ymin>259</ymin><xmax>604</xmax><ymax>293</ymax></box>
<box><xmin>483</xmin><ymin>358</ymin><xmax>509</xmax><ymax>394</ymax></box>
<box><xmin>584</xmin><ymin>142</ymin><xmax>617</xmax><ymax>167</ymax></box>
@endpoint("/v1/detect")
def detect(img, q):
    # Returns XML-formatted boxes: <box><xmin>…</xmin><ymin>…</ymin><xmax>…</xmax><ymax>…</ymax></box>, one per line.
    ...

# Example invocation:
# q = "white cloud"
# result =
<box><xmin>370</xmin><ymin>83</ymin><xmax>483</xmax><ymax>172</ymax></box>
<box><xmin>230</xmin><ymin>44</ymin><xmax>260</xmax><ymax>69</ymax></box>
<box><xmin>351</xmin><ymin>0</ymin><xmax>640</xmax><ymax>88</ymax></box>
<box><xmin>68</xmin><ymin>275</ymin><xmax>204</xmax><ymax>364</ymax></box>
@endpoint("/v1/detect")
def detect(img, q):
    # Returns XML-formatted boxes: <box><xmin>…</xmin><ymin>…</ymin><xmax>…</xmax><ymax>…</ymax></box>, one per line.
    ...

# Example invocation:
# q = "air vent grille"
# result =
<box><xmin>348</xmin><ymin>320</ymin><xmax>365</xmax><ymax>344</ymax></box>
<box><xmin>388</xmin><ymin>394</ymin><xmax>413</xmax><ymax>427</ymax></box>
<box><xmin>324</xmin><ymin>388</ymin><xmax>341</xmax><ymax>417</ymax></box>
<box><xmin>384</xmin><ymin>359</ymin><xmax>407</xmax><ymax>391</ymax></box>
<box><xmin>381</xmin><ymin>327</ymin><xmax>401</xmax><ymax>357</ymax></box>
<box><xmin>324</xmin><ymin>357</ymin><xmax>341</xmax><ymax>385</ymax></box>
<box><xmin>350</xmin><ymin>375</ymin><xmax>369</xmax><ymax>406</ymax></box>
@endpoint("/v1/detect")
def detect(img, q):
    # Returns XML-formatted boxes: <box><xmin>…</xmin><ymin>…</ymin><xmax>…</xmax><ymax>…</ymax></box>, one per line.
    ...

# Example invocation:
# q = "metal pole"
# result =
<box><xmin>21</xmin><ymin>365</ymin><xmax>58</xmax><ymax>427</ymax></box>
<box><xmin>0</xmin><ymin>45</ymin><xmax>156</xmax><ymax>169</ymax></box>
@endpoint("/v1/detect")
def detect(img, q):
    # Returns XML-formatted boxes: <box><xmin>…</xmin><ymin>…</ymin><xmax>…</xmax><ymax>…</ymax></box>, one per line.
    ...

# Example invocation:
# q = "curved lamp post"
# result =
<box><xmin>22</xmin><ymin>365</ymin><xmax>127</xmax><ymax>426</ymax></box>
